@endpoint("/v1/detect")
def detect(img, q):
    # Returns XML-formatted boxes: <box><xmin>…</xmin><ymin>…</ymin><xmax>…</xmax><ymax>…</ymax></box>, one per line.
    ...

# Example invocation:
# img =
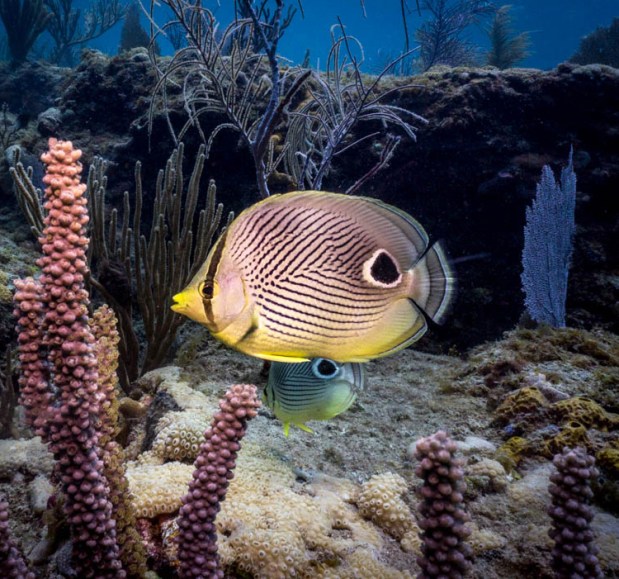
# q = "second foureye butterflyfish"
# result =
<box><xmin>263</xmin><ymin>358</ymin><xmax>365</xmax><ymax>436</ymax></box>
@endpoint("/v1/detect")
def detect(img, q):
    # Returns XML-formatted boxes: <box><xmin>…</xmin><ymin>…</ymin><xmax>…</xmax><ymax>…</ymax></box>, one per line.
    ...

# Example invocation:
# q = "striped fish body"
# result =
<box><xmin>264</xmin><ymin>358</ymin><xmax>365</xmax><ymax>435</ymax></box>
<box><xmin>172</xmin><ymin>190</ymin><xmax>454</xmax><ymax>362</ymax></box>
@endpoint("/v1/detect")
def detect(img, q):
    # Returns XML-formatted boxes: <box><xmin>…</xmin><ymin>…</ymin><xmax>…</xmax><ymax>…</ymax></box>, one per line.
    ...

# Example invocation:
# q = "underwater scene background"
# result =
<box><xmin>40</xmin><ymin>0</ymin><xmax>619</xmax><ymax>70</ymax></box>
<box><xmin>0</xmin><ymin>0</ymin><xmax>618</xmax><ymax>578</ymax></box>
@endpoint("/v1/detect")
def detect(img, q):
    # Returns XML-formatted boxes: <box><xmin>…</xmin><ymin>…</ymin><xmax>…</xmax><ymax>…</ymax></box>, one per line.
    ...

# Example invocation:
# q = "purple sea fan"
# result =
<box><xmin>521</xmin><ymin>152</ymin><xmax>576</xmax><ymax>327</ymax></box>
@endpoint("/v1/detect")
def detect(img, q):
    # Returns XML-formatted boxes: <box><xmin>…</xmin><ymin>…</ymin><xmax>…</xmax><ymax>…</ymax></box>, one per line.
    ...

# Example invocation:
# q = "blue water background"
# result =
<box><xmin>3</xmin><ymin>1</ymin><xmax>618</xmax><ymax>70</ymax></box>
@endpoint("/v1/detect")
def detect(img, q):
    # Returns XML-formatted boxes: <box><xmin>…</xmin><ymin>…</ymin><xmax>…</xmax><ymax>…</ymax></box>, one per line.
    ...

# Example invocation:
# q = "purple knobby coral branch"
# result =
<box><xmin>176</xmin><ymin>383</ymin><xmax>261</xmax><ymax>578</ymax></box>
<box><xmin>548</xmin><ymin>446</ymin><xmax>603</xmax><ymax>578</ymax></box>
<box><xmin>0</xmin><ymin>494</ymin><xmax>35</xmax><ymax>579</ymax></box>
<box><xmin>13</xmin><ymin>139</ymin><xmax>124</xmax><ymax>577</ymax></box>
<box><xmin>413</xmin><ymin>430</ymin><xmax>473</xmax><ymax>579</ymax></box>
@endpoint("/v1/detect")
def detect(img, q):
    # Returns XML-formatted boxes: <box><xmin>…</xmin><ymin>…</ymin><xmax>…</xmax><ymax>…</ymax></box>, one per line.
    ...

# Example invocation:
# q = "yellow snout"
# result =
<box><xmin>171</xmin><ymin>287</ymin><xmax>208</xmax><ymax>325</ymax></box>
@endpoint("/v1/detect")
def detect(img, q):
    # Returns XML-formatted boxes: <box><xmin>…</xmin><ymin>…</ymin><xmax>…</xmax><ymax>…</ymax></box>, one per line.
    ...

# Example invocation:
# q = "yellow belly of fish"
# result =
<box><xmin>214</xmin><ymin>297</ymin><xmax>426</xmax><ymax>363</ymax></box>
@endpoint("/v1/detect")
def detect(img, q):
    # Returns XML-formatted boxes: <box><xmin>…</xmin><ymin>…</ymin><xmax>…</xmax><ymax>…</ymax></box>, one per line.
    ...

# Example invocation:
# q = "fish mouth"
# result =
<box><xmin>171</xmin><ymin>288</ymin><xmax>217</xmax><ymax>330</ymax></box>
<box><xmin>170</xmin><ymin>293</ymin><xmax>186</xmax><ymax>313</ymax></box>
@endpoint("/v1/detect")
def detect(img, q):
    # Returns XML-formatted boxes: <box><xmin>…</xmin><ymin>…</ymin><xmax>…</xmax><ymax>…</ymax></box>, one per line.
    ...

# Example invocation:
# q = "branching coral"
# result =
<box><xmin>90</xmin><ymin>305</ymin><xmax>147</xmax><ymax>577</ymax></box>
<box><xmin>13</xmin><ymin>139</ymin><xmax>125</xmax><ymax>577</ymax></box>
<box><xmin>119</xmin><ymin>2</ymin><xmax>151</xmax><ymax>54</ymax></box>
<box><xmin>45</xmin><ymin>0</ymin><xmax>125</xmax><ymax>66</ymax></box>
<box><xmin>485</xmin><ymin>4</ymin><xmax>531</xmax><ymax>69</ymax></box>
<box><xmin>150</xmin><ymin>1</ymin><xmax>422</xmax><ymax>198</ymax></box>
<box><xmin>149</xmin><ymin>0</ymin><xmax>309</xmax><ymax>199</ymax></box>
<box><xmin>548</xmin><ymin>446</ymin><xmax>603</xmax><ymax>578</ymax></box>
<box><xmin>413</xmin><ymin>430</ymin><xmax>473</xmax><ymax>578</ymax></box>
<box><xmin>0</xmin><ymin>0</ymin><xmax>50</xmax><ymax>67</ymax></box>
<box><xmin>11</xmin><ymin>141</ymin><xmax>227</xmax><ymax>391</ymax></box>
<box><xmin>284</xmin><ymin>24</ymin><xmax>425</xmax><ymax>193</ymax></box>
<box><xmin>416</xmin><ymin>0</ymin><xmax>495</xmax><ymax>71</ymax></box>
<box><xmin>176</xmin><ymin>383</ymin><xmax>261</xmax><ymax>578</ymax></box>
<box><xmin>0</xmin><ymin>494</ymin><xmax>35</xmax><ymax>578</ymax></box>
<box><xmin>570</xmin><ymin>17</ymin><xmax>619</xmax><ymax>68</ymax></box>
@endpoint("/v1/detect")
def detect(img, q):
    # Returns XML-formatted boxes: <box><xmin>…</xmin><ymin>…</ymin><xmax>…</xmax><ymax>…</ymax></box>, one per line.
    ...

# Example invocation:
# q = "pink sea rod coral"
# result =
<box><xmin>548</xmin><ymin>446</ymin><xmax>603</xmax><ymax>579</ymax></box>
<box><xmin>176</xmin><ymin>384</ymin><xmax>261</xmax><ymax>578</ymax></box>
<box><xmin>13</xmin><ymin>139</ymin><xmax>124</xmax><ymax>577</ymax></box>
<box><xmin>0</xmin><ymin>494</ymin><xmax>35</xmax><ymax>579</ymax></box>
<box><xmin>413</xmin><ymin>430</ymin><xmax>473</xmax><ymax>579</ymax></box>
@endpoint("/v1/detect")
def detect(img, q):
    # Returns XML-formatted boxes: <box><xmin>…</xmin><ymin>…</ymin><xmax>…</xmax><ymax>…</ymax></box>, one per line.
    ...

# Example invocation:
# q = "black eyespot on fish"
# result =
<box><xmin>199</xmin><ymin>281</ymin><xmax>214</xmax><ymax>299</ymax></box>
<box><xmin>312</xmin><ymin>358</ymin><xmax>339</xmax><ymax>379</ymax></box>
<box><xmin>370</xmin><ymin>250</ymin><xmax>400</xmax><ymax>284</ymax></box>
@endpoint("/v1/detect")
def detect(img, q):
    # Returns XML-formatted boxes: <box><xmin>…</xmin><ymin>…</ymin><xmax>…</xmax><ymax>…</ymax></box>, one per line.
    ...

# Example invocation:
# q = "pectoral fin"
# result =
<box><xmin>282</xmin><ymin>422</ymin><xmax>315</xmax><ymax>436</ymax></box>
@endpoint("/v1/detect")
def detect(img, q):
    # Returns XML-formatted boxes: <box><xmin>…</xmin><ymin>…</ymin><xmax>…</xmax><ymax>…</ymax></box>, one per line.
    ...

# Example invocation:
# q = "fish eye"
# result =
<box><xmin>199</xmin><ymin>281</ymin><xmax>214</xmax><ymax>299</ymax></box>
<box><xmin>312</xmin><ymin>358</ymin><xmax>340</xmax><ymax>379</ymax></box>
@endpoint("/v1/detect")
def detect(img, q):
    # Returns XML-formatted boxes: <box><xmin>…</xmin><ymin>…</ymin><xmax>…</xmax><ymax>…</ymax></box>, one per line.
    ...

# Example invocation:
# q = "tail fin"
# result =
<box><xmin>411</xmin><ymin>241</ymin><xmax>455</xmax><ymax>324</ymax></box>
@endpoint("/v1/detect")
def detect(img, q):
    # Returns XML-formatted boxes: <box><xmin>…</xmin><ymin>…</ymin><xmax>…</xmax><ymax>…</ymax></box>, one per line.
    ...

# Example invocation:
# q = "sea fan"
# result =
<box><xmin>521</xmin><ymin>152</ymin><xmax>577</xmax><ymax>327</ymax></box>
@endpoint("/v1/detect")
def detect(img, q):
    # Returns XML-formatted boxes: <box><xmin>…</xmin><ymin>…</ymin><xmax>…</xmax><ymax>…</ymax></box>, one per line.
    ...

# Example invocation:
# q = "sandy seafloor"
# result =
<box><xmin>1</xmin><ymin>321</ymin><xmax>618</xmax><ymax>578</ymax></box>
<box><xmin>190</xmin><ymin>328</ymin><xmax>619</xmax><ymax>576</ymax></box>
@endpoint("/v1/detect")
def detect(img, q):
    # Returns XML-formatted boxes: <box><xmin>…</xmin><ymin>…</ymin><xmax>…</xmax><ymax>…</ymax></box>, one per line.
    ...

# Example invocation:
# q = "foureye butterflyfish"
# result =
<box><xmin>171</xmin><ymin>190</ymin><xmax>454</xmax><ymax>363</ymax></box>
<box><xmin>263</xmin><ymin>358</ymin><xmax>365</xmax><ymax>436</ymax></box>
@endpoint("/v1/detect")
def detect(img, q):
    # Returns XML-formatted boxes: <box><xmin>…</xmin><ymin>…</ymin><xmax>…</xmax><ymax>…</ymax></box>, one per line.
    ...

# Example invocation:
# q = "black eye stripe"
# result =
<box><xmin>204</xmin><ymin>229</ymin><xmax>229</xmax><ymax>295</ymax></box>
<box><xmin>200</xmin><ymin>282</ymin><xmax>214</xmax><ymax>298</ymax></box>
<box><xmin>203</xmin><ymin>229</ymin><xmax>229</xmax><ymax>326</ymax></box>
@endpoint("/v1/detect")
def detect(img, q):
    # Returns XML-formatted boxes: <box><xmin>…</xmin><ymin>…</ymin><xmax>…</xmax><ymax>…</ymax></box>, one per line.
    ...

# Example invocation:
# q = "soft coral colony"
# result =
<box><xmin>12</xmin><ymin>139</ymin><xmax>141</xmax><ymax>577</ymax></box>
